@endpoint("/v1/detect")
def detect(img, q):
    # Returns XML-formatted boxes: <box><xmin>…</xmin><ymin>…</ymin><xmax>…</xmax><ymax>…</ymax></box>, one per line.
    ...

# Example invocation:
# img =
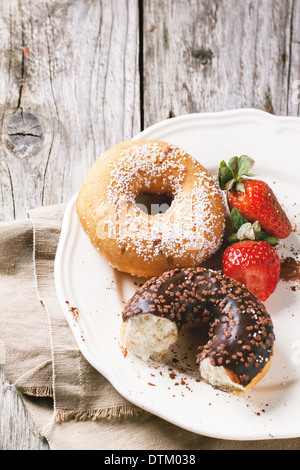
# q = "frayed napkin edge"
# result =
<box><xmin>54</xmin><ymin>404</ymin><xmax>145</xmax><ymax>423</ymax></box>
<box><xmin>20</xmin><ymin>386</ymin><xmax>53</xmax><ymax>398</ymax></box>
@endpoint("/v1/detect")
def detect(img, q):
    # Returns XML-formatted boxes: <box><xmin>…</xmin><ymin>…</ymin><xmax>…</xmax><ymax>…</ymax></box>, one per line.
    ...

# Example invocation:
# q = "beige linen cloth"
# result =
<box><xmin>1</xmin><ymin>203</ymin><xmax>299</xmax><ymax>450</ymax></box>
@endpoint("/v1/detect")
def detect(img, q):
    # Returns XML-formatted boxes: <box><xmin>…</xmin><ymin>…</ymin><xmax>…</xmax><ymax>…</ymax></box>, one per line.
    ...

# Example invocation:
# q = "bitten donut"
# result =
<box><xmin>76</xmin><ymin>139</ymin><xmax>225</xmax><ymax>277</ymax></box>
<box><xmin>121</xmin><ymin>267</ymin><xmax>275</xmax><ymax>392</ymax></box>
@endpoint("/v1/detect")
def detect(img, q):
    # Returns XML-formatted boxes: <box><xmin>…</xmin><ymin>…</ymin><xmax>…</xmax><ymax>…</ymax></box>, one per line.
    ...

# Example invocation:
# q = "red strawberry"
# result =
<box><xmin>222</xmin><ymin>240</ymin><xmax>281</xmax><ymax>302</ymax></box>
<box><xmin>218</xmin><ymin>155</ymin><xmax>292</xmax><ymax>239</ymax></box>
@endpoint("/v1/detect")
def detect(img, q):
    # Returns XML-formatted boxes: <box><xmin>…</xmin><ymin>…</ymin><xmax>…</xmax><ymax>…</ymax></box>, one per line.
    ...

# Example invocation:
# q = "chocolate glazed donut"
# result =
<box><xmin>121</xmin><ymin>267</ymin><xmax>275</xmax><ymax>392</ymax></box>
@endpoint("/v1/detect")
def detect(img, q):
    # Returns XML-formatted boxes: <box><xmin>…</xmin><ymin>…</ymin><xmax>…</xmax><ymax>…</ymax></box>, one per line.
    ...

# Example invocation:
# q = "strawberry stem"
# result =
<box><xmin>227</xmin><ymin>208</ymin><xmax>278</xmax><ymax>246</ymax></box>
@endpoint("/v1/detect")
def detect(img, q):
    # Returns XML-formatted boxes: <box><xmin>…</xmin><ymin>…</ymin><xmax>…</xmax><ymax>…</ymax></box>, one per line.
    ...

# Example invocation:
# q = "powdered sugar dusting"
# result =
<box><xmin>96</xmin><ymin>140</ymin><xmax>225</xmax><ymax>264</ymax></box>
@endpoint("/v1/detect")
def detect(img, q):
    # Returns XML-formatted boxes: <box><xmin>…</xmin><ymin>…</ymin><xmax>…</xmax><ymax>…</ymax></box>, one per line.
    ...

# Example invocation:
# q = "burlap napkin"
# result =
<box><xmin>1</xmin><ymin>203</ymin><xmax>300</xmax><ymax>450</ymax></box>
<box><xmin>0</xmin><ymin>203</ymin><xmax>141</xmax><ymax>423</ymax></box>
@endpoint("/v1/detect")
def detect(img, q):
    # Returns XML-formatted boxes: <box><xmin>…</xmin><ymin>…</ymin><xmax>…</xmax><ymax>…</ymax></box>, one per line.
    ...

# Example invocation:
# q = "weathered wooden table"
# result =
<box><xmin>1</xmin><ymin>0</ymin><xmax>299</xmax><ymax>450</ymax></box>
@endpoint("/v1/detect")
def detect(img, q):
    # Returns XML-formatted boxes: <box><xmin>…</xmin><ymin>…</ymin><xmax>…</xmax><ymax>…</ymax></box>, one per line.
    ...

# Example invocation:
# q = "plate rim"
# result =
<box><xmin>136</xmin><ymin>107</ymin><xmax>300</xmax><ymax>138</ymax></box>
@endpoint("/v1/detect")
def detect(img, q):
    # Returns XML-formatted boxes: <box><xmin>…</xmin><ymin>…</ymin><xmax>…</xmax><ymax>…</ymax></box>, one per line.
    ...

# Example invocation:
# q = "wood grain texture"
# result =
<box><xmin>0</xmin><ymin>0</ymin><xmax>140</xmax><ymax>221</ymax></box>
<box><xmin>0</xmin><ymin>370</ymin><xmax>49</xmax><ymax>450</ymax></box>
<box><xmin>142</xmin><ymin>0</ymin><xmax>300</xmax><ymax>128</ymax></box>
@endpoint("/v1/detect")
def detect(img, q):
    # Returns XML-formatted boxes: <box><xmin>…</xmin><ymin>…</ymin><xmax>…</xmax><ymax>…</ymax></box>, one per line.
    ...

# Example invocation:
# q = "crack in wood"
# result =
<box><xmin>287</xmin><ymin>0</ymin><xmax>296</xmax><ymax>114</ymax></box>
<box><xmin>5</xmin><ymin>161</ymin><xmax>15</xmax><ymax>219</ymax></box>
<box><xmin>45</xmin><ymin>3</ymin><xmax>60</xmax><ymax>121</ymax></box>
<box><xmin>139</xmin><ymin>0</ymin><xmax>144</xmax><ymax>130</ymax></box>
<box><xmin>16</xmin><ymin>20</ymin><xmax>26</xmax><ymax>110</ymax></box>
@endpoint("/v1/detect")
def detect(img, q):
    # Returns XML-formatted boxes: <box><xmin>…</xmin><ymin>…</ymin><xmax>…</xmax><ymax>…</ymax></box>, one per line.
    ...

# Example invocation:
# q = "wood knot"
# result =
<box><xmin>5</xmin><ymin>109</ymin><xmax>42</xmax><ymax>158</ymax></box>
<box><xmin>191</xmin><ymin>47</ymin><xmax>213</xmax><ymax>65</ymax></box>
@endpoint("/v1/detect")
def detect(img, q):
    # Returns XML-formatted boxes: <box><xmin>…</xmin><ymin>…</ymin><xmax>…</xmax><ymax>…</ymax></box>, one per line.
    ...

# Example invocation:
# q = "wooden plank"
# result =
<box><xmin>0</xmin><ymin>369</ymin><xmax>49</xmax><ymax>450</ymax></box>
<box><xmin>287</xmin><ymin>0</ymin><xmax>300</xmax><ymax>115</ymax></box>
<box><xmin>0</xmin><ymin>0</ymin><xmax>140</xmax><ymax>221</ymax></box>
<box><xmin>142</xmin><ymin>0</ymin><xmax>300</xmax><ymax>128</ymax></box>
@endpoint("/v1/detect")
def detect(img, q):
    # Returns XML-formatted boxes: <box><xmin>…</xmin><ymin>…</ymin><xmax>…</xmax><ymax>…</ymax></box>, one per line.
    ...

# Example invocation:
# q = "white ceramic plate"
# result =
<box><xmin>55</xmin><ymin>109</ymin><xmax>300</xmax><ymax>440</ymax></box>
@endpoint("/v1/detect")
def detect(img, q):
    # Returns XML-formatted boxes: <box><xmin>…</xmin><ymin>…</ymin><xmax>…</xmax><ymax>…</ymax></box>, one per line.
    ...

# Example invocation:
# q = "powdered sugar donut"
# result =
<box><xmin>76</xmin><ymin>139</ymin><xmax>225</xmax><ymax>277</ymax></box>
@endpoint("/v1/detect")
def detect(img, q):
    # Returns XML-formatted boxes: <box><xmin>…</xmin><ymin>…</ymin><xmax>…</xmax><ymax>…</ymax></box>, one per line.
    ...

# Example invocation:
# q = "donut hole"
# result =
<box><xmin>135</xmin><ymin>193</ymin><xmax>173</xmax><ymax>216</ymax></box>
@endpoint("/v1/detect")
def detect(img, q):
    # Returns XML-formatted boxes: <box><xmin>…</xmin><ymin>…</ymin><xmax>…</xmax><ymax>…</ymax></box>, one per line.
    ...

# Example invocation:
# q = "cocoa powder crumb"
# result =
<box><xmin>280</xmin><ymin>257</ymin><xmax>300</xmax><ymax>286</ymax></box>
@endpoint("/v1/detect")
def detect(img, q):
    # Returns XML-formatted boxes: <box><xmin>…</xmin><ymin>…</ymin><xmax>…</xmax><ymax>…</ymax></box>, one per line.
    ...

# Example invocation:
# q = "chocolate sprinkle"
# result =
<box><xmin>122</xmin><ymin>267</ymin><xmax>275</xmax><ymax>388</ymax></box>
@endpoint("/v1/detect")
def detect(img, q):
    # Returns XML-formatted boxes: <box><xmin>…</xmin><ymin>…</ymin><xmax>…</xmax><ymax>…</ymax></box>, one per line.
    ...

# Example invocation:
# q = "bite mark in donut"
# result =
<box><xmin>76</xmin><ymin>139</ymin><xmax>226</xmax><ymax>277</ymax></box>
<box><xmin>121</xmin><ymin>267</ymin><xmax>275</xmax><ymax>392</ymax></box>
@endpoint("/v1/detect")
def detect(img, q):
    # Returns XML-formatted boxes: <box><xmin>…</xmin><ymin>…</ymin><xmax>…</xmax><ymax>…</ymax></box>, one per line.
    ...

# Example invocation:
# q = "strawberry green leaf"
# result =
<box><xmin>227</xmin><ymin>233</ymin><xmax>239</xmax><ymax>243</ymax></box>
<box><xmin>218</xmin><ymin>160</ymin><xmax>233</xmax><ymax>190</ymax></box>
<box><xmin>236</xmin><ymin>155</ymin><xmax>255</xmax><ymax>178</ymax></box>
<box><xmin>231</xmin><ymin>207</ymin><xmax>248</xmax><ymax>232</ymax></box>
<box><xmin>228</xmin><ymin>156</ymin><xmax>239</xmax><ymax>175</ymax></box>
<box><xmin>263</xmin><ymin>236</ymin><xmax>279</xmax><ymax>246</ymax></box>
<box><xmin>255</xmin><ymin>231</ymin><xmax>279</xmax><ymax>245</ymax></box>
